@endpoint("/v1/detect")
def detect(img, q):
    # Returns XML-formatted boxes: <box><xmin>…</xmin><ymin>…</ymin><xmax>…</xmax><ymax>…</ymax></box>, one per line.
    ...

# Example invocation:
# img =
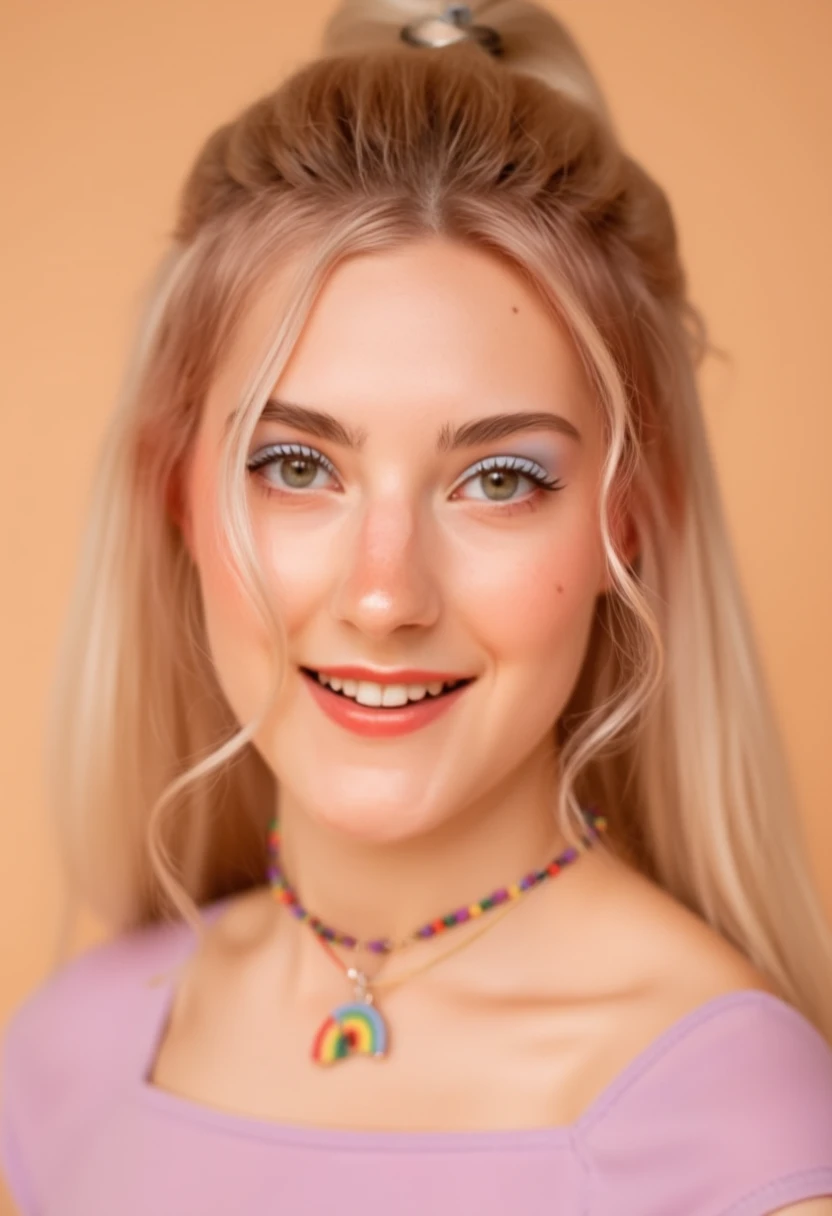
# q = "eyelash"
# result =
<box><xmin>245</xmin><ymin>442</ymin><xmax>564</xmax><ymax>516</ymax></box>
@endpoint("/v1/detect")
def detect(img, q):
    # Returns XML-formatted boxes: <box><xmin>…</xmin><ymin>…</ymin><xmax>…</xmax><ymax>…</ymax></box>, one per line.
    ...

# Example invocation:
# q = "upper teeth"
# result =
<box><xmin>314</xmin><ymin>672</ymin><xmax>465</xmax><ymax>706</ymax></box>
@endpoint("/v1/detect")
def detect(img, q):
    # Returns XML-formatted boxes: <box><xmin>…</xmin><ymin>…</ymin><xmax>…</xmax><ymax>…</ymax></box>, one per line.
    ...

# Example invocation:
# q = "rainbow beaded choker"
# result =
<box><xmin>267</xmin><ymin>806</ymin><xmax>607</xmax><ymax>1066</ymax></box>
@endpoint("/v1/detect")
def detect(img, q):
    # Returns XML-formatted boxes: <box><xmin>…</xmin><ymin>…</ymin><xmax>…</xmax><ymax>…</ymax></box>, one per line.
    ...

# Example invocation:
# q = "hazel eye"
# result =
<box><xmin>245</xmin><ymin>443</ymin><xmax>565</xmax><ymax>512</ymax></box>
<box><xmin>453</xmin><ymin>454</ymin><xmax>563</xmax><ymax>503</ymax></box>
<box><xmin>246</xmin><ymin>443</ymin><xmax>337</xmax><ymax>492</ymax></box>
<box><xmin>277</xmin><ymin>456</ymin><xmax>320</xmax><ymax>490</ymax></box>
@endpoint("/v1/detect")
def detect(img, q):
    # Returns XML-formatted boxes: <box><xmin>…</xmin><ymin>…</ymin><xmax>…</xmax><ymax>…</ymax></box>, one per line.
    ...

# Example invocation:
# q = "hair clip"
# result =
<box><xmin>400</xmin><ymin>3</ymin><xmax>503</xmax><ymax>58</ymax></box>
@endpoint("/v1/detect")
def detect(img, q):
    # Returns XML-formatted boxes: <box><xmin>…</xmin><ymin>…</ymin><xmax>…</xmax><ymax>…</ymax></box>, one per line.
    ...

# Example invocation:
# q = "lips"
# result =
<box><xmin>300</xmin><ymin>664</ymin><xmax>476</xmax><ymax>686</ymax></box>
<box><xmin>302</xmin><ymin>668</ymin><xmax>472</xmax><ymax>703</ymax></box>
<box><xmin>299</xmin><ymin>667</ymin><xmax>475</xmax><ymax>738</ymax></box>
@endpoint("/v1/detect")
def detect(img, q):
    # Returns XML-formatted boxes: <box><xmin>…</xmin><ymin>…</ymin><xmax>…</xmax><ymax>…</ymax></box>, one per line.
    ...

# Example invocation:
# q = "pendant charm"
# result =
<box><xmin>311</xmin><ymin>967</ymin><xmax>390</xmax><ymax>1065</ymax></box>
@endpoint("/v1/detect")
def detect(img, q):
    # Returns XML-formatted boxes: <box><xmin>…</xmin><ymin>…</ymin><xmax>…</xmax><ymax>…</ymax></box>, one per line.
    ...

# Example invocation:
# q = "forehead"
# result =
<box><xmin>210</xmin><ymin>236</ymin><xmax>595</xmax><ymax>437</ymax></box>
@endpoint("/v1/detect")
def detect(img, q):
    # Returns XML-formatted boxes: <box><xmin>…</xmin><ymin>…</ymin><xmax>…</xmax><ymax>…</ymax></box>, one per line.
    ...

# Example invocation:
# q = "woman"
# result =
<box><xmin>2</xmin><ymin>1</ymin><xmax>831</xmax><ymax>1213</ymax></box>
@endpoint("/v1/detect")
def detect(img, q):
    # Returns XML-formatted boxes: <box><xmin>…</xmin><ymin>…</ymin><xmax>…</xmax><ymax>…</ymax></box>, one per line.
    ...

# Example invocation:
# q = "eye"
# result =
<box><xmin>246</xmin><ymin>442</ymin><xmax>338</xmax><ymax>493</ymax></box>
<box><xmin>451</xmin><ymin>454</ymin><xmax>564</xmax><ymax>505</ymax></box>
<box><xmin>245</xmin><ymin>444</ymin><xmax>565</xmax><ymax>509</ymax></box>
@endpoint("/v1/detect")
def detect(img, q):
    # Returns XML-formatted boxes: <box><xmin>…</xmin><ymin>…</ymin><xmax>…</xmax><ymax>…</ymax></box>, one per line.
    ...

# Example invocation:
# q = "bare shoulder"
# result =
<box><xmin>550</xmin><ymin>844</ymin><xmax>782</xmax><ymax>1116</ymax></box>
<box><xmin>204</xmin><ymin>885</ymin><xmax>276</xmax><ymax>952</ymax></box>
<box><xmin>530</xmin><ymin>844</ymin><xmax>785</xmax><ymax>1122</ymax></box>
<box><xmin>585</xmin><ymin>844</ymin><xmax>777</xmax><ymax>1003</ymax></box>
<box><xmin>169</xmin><ymin>887</ymin><xmax>275</xmax><ymax>1012</ymax></box>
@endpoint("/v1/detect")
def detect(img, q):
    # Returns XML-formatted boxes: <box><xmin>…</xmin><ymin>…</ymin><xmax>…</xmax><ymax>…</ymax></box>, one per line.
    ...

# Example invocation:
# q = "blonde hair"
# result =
<box><xmin>44</xmin><ymin>0</ymin><xmax>832</xmax><ymax>1042</ymax></box>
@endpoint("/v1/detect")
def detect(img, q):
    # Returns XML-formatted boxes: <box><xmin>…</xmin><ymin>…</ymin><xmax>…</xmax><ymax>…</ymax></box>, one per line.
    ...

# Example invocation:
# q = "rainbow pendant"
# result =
<box><xmin>311</xmin><ymin>968</ymin><xmax>389</xmax><ymax>1065</ymax></box>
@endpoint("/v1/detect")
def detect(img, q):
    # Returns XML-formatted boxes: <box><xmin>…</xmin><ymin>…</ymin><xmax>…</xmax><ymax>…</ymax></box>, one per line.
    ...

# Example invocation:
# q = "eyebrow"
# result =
<box><xmin>226</xmin><ymin>398</ymin><xmax>582</xmax><ymax>451</ymax></box>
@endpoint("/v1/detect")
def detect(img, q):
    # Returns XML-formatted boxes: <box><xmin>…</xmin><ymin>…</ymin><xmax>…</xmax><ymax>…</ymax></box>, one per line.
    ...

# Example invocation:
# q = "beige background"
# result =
<box><xmin>1</xmin><ymin>0</ymin><xmax>830</xmax><ymax>1208</ymax></box>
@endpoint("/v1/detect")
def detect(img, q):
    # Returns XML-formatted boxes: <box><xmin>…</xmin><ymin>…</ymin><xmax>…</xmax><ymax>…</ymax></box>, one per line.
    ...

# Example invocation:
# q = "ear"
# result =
<box><xmin>165</xmin><ymin>464</ymin><xmax>194</xmax><ymax>556</ymax></box>
<box><xmin>599</xmin><ymin>490</ymin><xmax>640</xmax><ymax>595</ymax></box>
<box><xmin>616</xmin><ymin>511</ymin><xmax>640</xmax><ymax>566</ymax></box>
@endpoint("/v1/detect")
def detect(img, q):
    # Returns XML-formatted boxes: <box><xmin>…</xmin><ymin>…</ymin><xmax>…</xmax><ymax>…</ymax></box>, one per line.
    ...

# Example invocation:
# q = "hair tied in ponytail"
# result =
<box><xmin>400</xmin><ymin>3</ymin><xmax>504</xmax><ymax>58</ymax></box>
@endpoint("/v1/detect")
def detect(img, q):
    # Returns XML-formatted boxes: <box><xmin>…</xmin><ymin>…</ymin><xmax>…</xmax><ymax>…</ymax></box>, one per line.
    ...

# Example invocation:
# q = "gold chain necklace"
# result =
<box><xmin>267</xmin><ymin>808</ymin><xmax>607</xmax><ymax>1065</ymax></box>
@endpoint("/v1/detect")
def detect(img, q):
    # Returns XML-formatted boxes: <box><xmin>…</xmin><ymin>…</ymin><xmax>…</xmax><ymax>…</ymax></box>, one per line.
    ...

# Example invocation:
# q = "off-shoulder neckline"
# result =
<box><xmin>128</xmin><ymin>895</ymin><xmax>817</xmax><ymax>1152</ymax></box>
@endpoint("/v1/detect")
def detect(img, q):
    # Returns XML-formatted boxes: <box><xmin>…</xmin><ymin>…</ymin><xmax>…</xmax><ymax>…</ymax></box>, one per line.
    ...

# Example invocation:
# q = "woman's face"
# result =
<box><xmin>179</xmin><ymin>236</ymin><xmax>614</xmax><ymax>844</ymax></box>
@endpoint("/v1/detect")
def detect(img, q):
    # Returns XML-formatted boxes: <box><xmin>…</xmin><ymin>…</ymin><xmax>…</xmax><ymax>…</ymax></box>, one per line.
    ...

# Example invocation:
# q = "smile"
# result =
<box><xmin>299</xmin><ymin>667</ymin><xmax>476</xmax><ymax>738</ymax></box>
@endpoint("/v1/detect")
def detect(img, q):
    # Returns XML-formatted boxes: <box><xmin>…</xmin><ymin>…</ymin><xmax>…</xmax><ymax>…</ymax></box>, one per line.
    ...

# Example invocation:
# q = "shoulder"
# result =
<box><xmin>571</xmin><ymin>858</ymin><xmax>832</xmax><ymax>1213</ymax></box>
<box><xmin>575</xmin><ymin>872</ymin><xmax>832</xmax><ymax>1214</ymax></box>
<box><xmin>579</xmin><ymin>844</ymin><xmax>778</xmax><ymax>997</ymax></box>
<box><xmin>582</xmin><ymin>989</ymin><xmax>832</xmax><ymax>1215</ymax></box>
<box><xmin>0</xmin><ymin>902</ymin><xmax>216</xmax><ymax>1212</ymax></box>
<box><xmin>1</xmin><ymin>891</ymin><xmax>245</xmax><ymax>1109</ymax></box>
<box><xmin>2</xmin><ymin>909</ymin><xmax>195</xmax><ymax>1086</ymax></box>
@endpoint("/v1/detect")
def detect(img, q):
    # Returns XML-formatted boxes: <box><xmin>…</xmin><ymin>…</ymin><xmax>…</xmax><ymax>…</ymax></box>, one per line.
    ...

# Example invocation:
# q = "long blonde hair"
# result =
<box><xmin>44</xmin><ymin>0</ymin><xmax>832</xmax><ymax>1042</ymax></box>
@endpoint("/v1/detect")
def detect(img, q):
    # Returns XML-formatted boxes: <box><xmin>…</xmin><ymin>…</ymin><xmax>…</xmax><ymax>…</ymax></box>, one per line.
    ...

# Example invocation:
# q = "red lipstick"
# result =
<box><xmin>303</xmin><ymin>664</ymin><xmax>475</xmax><ymax>685</ymax></box>
<box><xmin>299</xmin><ymin>667</ymin><xmax>475</xmax><ymax>738</ymax></box>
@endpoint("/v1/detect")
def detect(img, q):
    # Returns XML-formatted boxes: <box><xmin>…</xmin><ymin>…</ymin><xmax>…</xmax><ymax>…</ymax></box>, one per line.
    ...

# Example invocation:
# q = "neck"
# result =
<box><xmin>270</xmin><ymin>751</ymin><xmax>582</xmax><ymax>953</ymax></box>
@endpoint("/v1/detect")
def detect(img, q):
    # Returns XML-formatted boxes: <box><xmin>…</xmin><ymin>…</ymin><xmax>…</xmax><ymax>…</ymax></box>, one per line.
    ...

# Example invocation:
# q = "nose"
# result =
<box><xmin>329</xmin><ymin>496</ymin><xmax>442</xmax><ymax>638</ymax></box>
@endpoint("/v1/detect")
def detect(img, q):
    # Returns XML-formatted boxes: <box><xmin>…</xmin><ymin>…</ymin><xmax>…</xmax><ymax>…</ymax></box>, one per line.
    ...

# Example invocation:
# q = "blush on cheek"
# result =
<box><xmin>187</xmin><ymin>495</ymin><xmax>283</xmax><ymax>730</ymax></box>
<box><xmin>466</xmin><ymin>522</ymin><xmax>600</xmax><ymax>622</ymax></box>
<box><xmin>473</xmin><ymin>530</ymin><xmax>603</xmax><ymax>699</ymax></box>
<box><xmin>189</xmin><ymin>464</ymin><xmax>276</xmax><ymax>635</ymax></box>
<box><xmin>515</xmin><ymin>576</ymin><xmax>600</xmax><ymax>723</ymax></box>
<box><xmin>510</xmin><ymin>576</ymin><xmax>587</xmax><ymax>655</ymax></box>
<box><xmin>199</xmin><ymin>564</ymin><xmax>308</xmax><ymax>769</ymax></box>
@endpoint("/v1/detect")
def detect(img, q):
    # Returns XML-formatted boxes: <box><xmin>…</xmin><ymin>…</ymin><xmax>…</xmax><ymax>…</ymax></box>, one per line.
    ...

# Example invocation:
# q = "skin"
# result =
<box><xmin>163</xmin><ymin>235</ymin><xmax>783</xmax><ymax>1142</ymax></box>
<box><xmin>180</xmin><ymin>234</ymin><xmax>625</xmax><ymax>942</ymax></box>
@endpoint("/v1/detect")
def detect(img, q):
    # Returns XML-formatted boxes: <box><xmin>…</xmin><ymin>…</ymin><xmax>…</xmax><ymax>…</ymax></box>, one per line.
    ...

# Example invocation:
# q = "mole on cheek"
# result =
<box><xmin>557</xmin><ymin>584</ymin><xmax>564</xmax><ymax>594</ymax></box>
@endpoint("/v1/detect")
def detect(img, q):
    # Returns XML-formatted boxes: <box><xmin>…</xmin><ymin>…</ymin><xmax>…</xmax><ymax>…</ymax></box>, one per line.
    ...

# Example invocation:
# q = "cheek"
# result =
<box><xmin>188</xmin><ymin>446</ymin><xmax>605</xmax><ymax>729</ymax></box>
<box><xmin>454</xmin><ymin>511</ymin><xmax>604</xmax><ymax>665</ymax></box>
<box><xmin>449</xmin><ymin>512</ymin><xmax>604</xmax><ymax>747</ymax></box>
<box><xmin>189</xmin><ymin>480</ymin><xmax>342</xmax><ymax>729</ymax></box>
<box><xmin>196</xmin><ymin>546</ymin><xmax>271</xmax><ymax>728</ymax></box>
<box><xmin>186</xmin><ymin>468</ymin><xmax>283</xmax><ymax>723</ymax></box>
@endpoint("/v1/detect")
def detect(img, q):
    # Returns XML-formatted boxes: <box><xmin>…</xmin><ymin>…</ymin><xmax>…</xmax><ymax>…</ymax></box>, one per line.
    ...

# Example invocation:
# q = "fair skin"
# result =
<box><xmin>162</xmin><ymin>235</ymin><xmax>827</xmax><ymax>1210</ymax></box>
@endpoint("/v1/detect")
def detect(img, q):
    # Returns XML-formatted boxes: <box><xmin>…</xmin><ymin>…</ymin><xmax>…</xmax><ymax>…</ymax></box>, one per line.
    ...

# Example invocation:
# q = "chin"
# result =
<box><xmin>298</xmin><ymin>796</ymin><xmax>444</xmax><ymax>846</ymax></box>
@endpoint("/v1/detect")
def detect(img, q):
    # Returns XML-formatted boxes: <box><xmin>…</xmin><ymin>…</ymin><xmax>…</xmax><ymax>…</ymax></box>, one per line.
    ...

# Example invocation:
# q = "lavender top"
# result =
<box><xmin>3</xmin><ymin>894</ymin><xmax>832</xmax><ymax>1216</ymax></box>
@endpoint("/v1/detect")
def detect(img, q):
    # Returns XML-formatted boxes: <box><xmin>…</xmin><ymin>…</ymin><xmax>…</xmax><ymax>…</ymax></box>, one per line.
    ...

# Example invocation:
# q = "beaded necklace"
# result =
<box><xmin>267</xmin><ymin>806</ymin><xmax>607</xmax><ymax>1066</ymax></box>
